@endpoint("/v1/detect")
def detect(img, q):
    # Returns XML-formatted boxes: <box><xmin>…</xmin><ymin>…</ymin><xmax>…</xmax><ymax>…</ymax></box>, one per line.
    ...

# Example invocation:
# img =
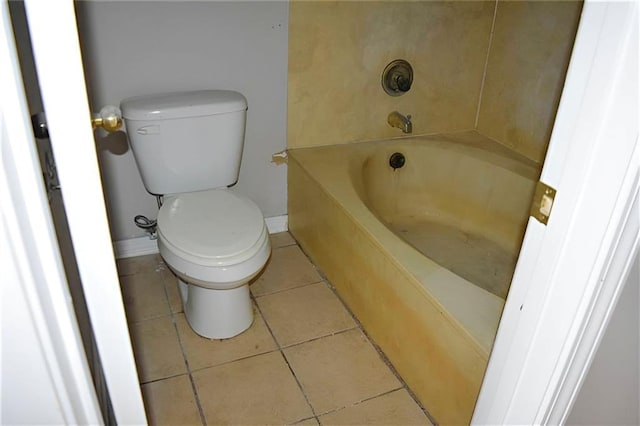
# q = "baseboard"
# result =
<box><xmin>113</xmin><ymin>214</ymin><xmax>289</xmax><ymax>259</ymax></box>
<box><xmin>113</xmin><ymin>236</ymin><xmax>159</xmax><ymax>259</ymax></box>
<box><xmin>265</xmin><ymin>214</ymin><xmax>288</xmax><ymax>234</ymax></box>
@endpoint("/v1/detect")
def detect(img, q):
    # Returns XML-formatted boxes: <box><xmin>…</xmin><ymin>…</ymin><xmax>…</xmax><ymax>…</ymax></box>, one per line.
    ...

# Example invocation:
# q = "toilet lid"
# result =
<box><xmin>157</xmin><ymin>189</ymin><xmax>266</xmax><ymax>266</ymax></box>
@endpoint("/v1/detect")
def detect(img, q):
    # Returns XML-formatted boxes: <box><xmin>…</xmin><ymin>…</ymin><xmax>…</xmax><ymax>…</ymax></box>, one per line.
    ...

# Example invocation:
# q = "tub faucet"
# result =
<box><xmin>387</xmin><ymin>111</ymin><xmax>412</xmax><ymax>134</ymax></box>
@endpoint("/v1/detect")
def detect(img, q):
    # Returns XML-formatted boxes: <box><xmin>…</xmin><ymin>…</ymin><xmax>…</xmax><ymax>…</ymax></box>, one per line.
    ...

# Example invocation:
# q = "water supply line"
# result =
<box><xmin>134</xmin><ymin>196</ymin><xmax>163</xmax><ymax>240</ymax></box>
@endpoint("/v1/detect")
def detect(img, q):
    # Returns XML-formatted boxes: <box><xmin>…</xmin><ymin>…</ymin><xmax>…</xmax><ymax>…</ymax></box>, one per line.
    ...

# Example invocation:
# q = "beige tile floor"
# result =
<box><xmin>117</xmin><ymin>232</ymin><xmax>433</xmax><ymax>425</ymax></box>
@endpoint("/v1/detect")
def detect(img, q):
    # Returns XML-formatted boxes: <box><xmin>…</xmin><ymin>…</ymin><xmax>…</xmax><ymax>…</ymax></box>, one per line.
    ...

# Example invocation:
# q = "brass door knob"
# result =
<box><xmin>92</xmin><ymin>105</ymin><xmax>122</xmax><ymax>132</ymax></box>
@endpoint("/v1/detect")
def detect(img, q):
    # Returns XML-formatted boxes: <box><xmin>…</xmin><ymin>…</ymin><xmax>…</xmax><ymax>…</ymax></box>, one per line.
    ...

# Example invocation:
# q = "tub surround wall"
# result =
<box><xmin>287</xmin><ymin>1</ymin><xmax>495</xmax><ymax>148</ymax></box>
<box><xmin>75</xmin><ymin>1</ymin><xmax>288</xmax><ymax>241</ymax></box>
<box><xmin>287</xmin><ymin>0</ymin><xmax>581</xmax><ymax>163</ymax></box>
<box><xmin>476</xmin><ymin>1</ymin><xmax>583</xmax><ymax>163</ymax></box>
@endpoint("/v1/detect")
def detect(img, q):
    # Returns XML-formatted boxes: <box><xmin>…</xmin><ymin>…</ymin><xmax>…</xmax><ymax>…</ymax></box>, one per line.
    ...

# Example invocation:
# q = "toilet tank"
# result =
<box><xmin>121</xmin><ymin>90</ymin><xmax>247</xmax><ymax>195</ymax></box>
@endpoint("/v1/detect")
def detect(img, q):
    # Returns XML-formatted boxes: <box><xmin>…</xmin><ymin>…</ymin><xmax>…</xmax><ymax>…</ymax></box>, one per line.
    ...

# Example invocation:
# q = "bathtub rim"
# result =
<box><xmin>287</xmin><ymin>132</ymin><xmax>533</xmax><ymax>356</ymax></box>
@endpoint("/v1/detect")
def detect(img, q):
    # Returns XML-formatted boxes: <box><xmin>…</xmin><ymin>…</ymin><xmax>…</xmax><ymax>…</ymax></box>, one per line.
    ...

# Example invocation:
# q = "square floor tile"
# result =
<box><xmin>257</xmin><ymin>282</ymin><xmax>356</xmax><ymax>347</ymax></box>
<box><xmin>270</xmin><ymin>231</ymin><xmax>296</xmax><ymax>249</ymax></box>
<box><xmin>175</xmin><ymin>309</ymin><xmax>278</xmax><ymax>371</ymax></box>
<box><xmin>141</xmin><ymin>374</ymin><xmax>202</xmax><ymax>425</ymax></box>
<box><xmin>251</xmin><ymin>245</ymin><xmax>322</xmax><ymax>296</ymax></box>
<box><xmin>318</xmin><ymin>389</ymin><xmax>431</xmax><ymax>425</ymax></box>
<box><xmin>129</xmin><ymin>316</ymin><xmax>186</xmax><ymax>383</ymax></box>
<box><xmin>283</xmin><ymin>329</ymin><xmax>401</xmax><ymax>415</ymax></box>
<box><xmin>120</xmin><ymin>270</ymin><xmax>171</xmax><ymax>323</ymax></box>
<box><xmin>117</xmin><ymin>253</ymin><xmax>164</xmax><ymax>276</ymax></box>
<box><xmin>193</xmin><ymin>351</ymin><xmax>313</xmax><ymax>425</ymax></box>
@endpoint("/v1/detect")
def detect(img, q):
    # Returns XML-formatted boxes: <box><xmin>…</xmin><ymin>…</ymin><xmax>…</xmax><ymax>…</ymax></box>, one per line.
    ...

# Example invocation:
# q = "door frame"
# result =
<box><xmin>473</xmin><ymin>0</ymin><xmax>639</xmax><ymax>423</ymax></box>
<box><xmin>12</xmin><ymin>1</ymin><xmax>146</xmax><ymax>424</ymax></box>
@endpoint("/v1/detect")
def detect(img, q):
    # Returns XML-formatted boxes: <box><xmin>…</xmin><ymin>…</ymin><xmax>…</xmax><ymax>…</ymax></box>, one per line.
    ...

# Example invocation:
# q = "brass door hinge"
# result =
<box><xmin>530</xmin><ymin>181</ymin><xmax>556</xmax><ymax>225</ymax></box>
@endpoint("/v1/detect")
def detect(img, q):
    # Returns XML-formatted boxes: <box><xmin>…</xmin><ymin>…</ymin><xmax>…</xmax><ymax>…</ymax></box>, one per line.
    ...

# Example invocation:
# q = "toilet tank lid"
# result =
<box><xmin>120</xmin><ymin>90</ymin><xmax>247</xmax><ymax>121</ymax></box>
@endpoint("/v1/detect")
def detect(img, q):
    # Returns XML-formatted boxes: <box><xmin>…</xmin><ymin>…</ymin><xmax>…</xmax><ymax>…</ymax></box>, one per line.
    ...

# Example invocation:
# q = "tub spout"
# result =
<box><xmin>387</xmin><ymin>111</ymin><xmax>412</xmax><ymax>134</ymax></box>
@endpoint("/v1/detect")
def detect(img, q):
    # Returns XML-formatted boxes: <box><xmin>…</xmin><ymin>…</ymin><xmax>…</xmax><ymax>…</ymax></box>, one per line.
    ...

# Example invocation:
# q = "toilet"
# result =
<box><xmin>120</xmin><ymin>90</ymin><xmax>271</xmax><ymax>339</ymax></box>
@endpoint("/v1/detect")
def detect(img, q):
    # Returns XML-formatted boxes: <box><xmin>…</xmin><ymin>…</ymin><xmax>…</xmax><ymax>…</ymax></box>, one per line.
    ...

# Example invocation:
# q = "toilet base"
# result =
<box><xmin>179</xmin><ymin>280</ymin><xmax>253</xmax><ymax>339</ymax></box>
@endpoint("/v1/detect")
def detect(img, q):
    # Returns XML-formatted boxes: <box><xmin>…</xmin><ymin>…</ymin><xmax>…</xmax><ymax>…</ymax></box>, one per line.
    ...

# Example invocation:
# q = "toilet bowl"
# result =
<box><xmin>120</xmin><ymin>90</ymin><xmax>271</xmax><ymax>339</ymax></box>
<box><xmin>157</xmin><ymin>189</ymin><xmax>270</xmax><ymax>338</ymax></box>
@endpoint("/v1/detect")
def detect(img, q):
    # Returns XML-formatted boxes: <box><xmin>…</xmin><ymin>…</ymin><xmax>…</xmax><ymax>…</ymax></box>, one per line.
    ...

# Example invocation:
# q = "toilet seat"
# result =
<box><xmin>157</xmin><ymin>189</ymin><xmax>270</xmax><ymax>289</ymax></box>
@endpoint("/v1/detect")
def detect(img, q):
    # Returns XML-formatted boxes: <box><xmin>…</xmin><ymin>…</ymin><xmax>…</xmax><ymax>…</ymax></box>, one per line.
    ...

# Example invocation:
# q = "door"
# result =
<box><xmin>473</xmin><ymin>0</ymin><xmax>639</xmax><ymax>423</ymax></box>
<box><xmin>8</xmin><ymin>1</ymin><xmax>116</xmax><ymax>423</ymax></box>
<box><xmin>3</xmin><ymin>1</ymin><xmax>147</xmax><ymax>424</ymax></box>
<box><xmin>1</xmin><ymin>1</ymin><xmax>102</xmax><ymax>423</ymax></box>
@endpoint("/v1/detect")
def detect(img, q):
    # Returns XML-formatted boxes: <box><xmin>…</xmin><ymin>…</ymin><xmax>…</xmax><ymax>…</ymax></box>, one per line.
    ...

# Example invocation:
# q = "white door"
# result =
<box><xmin>2</xmin><ymin>1</ymin><xmax>147</xmax><ymax>424</ymax></box>
<box><xmin>473</xmin><ymin>0</ymin><xmax>639</xmax><ymax>423</ymax></box>
<box><xmin>1</xmin><ymin>1</ymin><xmax>102</xmax><ymax>423</ymax></box>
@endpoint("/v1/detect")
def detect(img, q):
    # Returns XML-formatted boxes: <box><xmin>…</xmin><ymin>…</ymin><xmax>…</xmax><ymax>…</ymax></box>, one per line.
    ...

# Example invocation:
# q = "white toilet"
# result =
<box><xmin>121</xmin><ymin>90</ymin><xmax>271</xmax><ymax>339</ymax></box>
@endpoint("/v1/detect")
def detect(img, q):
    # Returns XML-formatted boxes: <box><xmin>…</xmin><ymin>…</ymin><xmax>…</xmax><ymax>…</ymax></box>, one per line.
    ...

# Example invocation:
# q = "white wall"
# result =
<box><xmin>75</xmin><ymin>1</ymin><xmax>289</xmax><ymax>241</ymax></box>
<box><xmin>567</xmin><ymin>251</ymin><xmax>639</xmax><ymax>425</ymax></box>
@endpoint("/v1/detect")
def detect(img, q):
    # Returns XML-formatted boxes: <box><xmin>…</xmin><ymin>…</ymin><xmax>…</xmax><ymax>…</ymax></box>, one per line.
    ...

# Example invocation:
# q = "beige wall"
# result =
<box><xmin>288</xmin><ymin>1</ymin><xmax>582</xmax><ymax>163</ymax></box>
<box><xmin>477</xmin><ymin>1</ymin><xmax>582</xmax><ymax>163</ymax></box>
<box><xmin>288</xmin><ymin>1</ymin><xmax>495</xmax><ymax>148</ymax></box>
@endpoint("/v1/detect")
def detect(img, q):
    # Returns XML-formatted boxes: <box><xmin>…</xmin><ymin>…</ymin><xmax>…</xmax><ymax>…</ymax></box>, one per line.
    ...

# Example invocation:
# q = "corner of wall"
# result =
<box><xmin>474</xmin><ymin>1</ymin><xmax>500</xmax><ymax>130</ymax></box>
<box><xmin>474</xmin><ymin>1</ymin><xmax>583</xmax><ymax>163</ymax></box>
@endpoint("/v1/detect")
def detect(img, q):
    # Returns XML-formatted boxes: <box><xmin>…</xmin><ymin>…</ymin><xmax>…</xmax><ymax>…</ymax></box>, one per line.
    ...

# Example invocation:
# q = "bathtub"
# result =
<box><xmin>288</xmin><ymin>131</ymin><xmax>538</xmax><ymax>424</ymax></box>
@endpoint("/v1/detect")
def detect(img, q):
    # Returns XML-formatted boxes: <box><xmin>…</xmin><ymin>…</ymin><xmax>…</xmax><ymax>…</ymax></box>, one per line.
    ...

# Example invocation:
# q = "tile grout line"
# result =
<box><xmin>139</xmin><ymin>371</ymin><xmax>192</xmax><ymax>386</ymax></box>
<box><xmin>279</xmin><ymin>349</ymin><xmax>321</xmax><ymax>422</ymax></box>
<box><xmin>321</xmin><ymin>277</ymin><xmax>438</xmax><ymax>425</ymax></box>
<box><xmin>278</xmin><ymin>326</ymin><xmax>360</xmax><ymax>350</ymax></box>
<box><xmin>293</xmin><ymin>415</ymin><xmax>321</xmax><ymax>425</ymax></box>
<box><xmin>161</xmin><ymin>276</ymin><xmax>208</xmax><ymax>426</ymax></box>
<box><xmin>171</xmin><ymin>317</ymin><xmax>208</xmax><ymax>426</ymax></box>
<box><xmin>312</xmin><ymin>386</ymin><xmax>405</xmax><ymax>418</ymax></box>
<box><xmin>294</xmin><ymin>244</ymin><xmax>328</xmax><ymax>283</ymax></box>
<box><xmin>474</xmin><ymin>0</ymin><xmax>499</xmax><ymax>129</ymax></box>
<box><xmin>251</xmin><ymin>291</ymin><xmax>320</xmax><ymax>421</ymax></box>
<box><xmin>187</xmin><ymin>345</ymin><xmax>281</xmax><ymax>374</ymax></box>
<box><xmin>252</xmin><ymin>278</ymin><xmax>327</xmax><ymax>299</ymax></box>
